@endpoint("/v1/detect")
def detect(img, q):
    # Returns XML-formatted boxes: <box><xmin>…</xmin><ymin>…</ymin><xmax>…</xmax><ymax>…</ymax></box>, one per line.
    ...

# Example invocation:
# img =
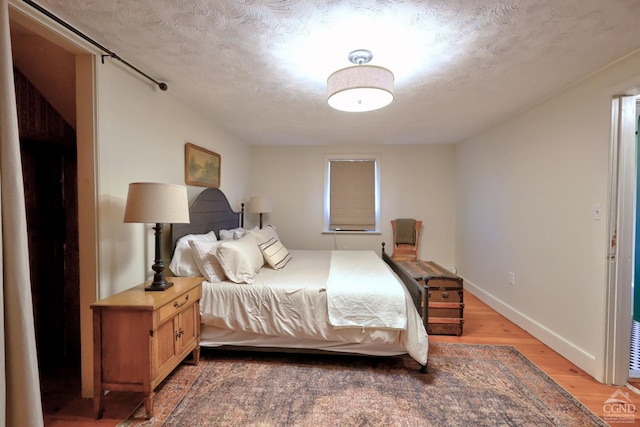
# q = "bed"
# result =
<box><xmin>170</xmin><ymin>188</ymin><xmax>429</xmax><ymax>371</ymax></box>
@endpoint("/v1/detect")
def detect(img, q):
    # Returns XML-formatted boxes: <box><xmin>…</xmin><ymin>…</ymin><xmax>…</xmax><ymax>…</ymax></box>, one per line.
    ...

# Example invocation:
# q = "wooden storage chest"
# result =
<box><xmin>396</xmin><ymin>260</ymin><xmax>464</xmax><ymax>336</ymax></box>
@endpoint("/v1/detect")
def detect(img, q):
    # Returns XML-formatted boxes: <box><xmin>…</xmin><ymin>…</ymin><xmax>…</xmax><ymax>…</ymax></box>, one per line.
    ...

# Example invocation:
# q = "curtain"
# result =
<box><xmin>0</xmin><ymin>0</ymin><xmax>44</xmax><ymax>425</ymax></box>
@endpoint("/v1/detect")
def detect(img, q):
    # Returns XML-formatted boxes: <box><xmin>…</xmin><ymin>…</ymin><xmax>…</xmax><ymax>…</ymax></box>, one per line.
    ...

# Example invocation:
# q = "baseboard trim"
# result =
<box><xmin>463</xmin><ymin>277</ymin><xmax>598</xmax><ymax>378</ymax></box>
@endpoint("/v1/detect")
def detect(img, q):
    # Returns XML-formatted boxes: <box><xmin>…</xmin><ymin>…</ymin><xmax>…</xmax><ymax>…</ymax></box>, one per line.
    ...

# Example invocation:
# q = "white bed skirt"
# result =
<box><xmin>200</xmin><ymin>324</ymin><xmax>412</xmax><ymax>357</ymax></box>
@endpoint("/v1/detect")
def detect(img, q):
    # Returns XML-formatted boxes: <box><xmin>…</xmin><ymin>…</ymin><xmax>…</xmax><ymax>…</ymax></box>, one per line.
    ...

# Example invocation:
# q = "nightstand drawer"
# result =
<box><xmin>158</xmin><ymin>286</ymin><xmax>201</xmax><ymax>325</ymax></box>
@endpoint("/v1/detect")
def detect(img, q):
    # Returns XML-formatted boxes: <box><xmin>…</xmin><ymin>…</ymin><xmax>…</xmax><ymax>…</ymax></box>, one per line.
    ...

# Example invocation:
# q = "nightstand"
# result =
<box><xmin>91</xmin><ymin>276</ymin><xmax>202</xmax><ymax>419</ymax></box>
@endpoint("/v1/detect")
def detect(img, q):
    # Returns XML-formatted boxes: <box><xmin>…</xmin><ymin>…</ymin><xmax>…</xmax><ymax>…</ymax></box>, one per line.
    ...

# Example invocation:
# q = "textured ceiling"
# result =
<box><xmin>21</xmin><ymin>0</ymin><xmax>640</xmax><ymax>145</ymax></box>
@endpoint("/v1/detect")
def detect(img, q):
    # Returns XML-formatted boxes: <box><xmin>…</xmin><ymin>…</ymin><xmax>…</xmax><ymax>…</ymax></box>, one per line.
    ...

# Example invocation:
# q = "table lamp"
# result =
<box><xmin>124</xmin><ymin>182</ymin><xmax>190</xmax><ymax>291</ymax></box>
<box><xmin>249</xmin><ymin>195</ymin><xmax>272</xmax><ymax>229</ymax></box>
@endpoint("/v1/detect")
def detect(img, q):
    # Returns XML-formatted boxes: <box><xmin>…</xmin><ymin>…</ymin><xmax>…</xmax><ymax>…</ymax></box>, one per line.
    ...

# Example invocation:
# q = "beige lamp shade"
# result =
<box><xmin>249</xmin><ymin>195</ymin><xmax>272</xmax><ymax>213</ymax></box>
<box><xmin>327</xmin><ymin>65</ymin><xmax>394</xmax><ymax>112</ymax></box>
<box><xmin>123</xmin><ymin>182</ymin><xmax>190</xmax><ymax>224</ymax></box>
<box><xmin>249</xmin><ymin>195</ymin><xmax>272</xmax><ymax>229</ymax></box>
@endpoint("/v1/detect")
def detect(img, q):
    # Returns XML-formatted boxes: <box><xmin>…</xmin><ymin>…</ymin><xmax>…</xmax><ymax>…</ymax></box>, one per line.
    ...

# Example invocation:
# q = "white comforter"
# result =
<box><xmin>326</xmin><ymin>250</ymin><xmax>407</xmax><ymax>330</ymax></box>
<box><xmin>199</xmin><ymin>250</ymin><xmax>428</xmax><ymax>365</ymax></box>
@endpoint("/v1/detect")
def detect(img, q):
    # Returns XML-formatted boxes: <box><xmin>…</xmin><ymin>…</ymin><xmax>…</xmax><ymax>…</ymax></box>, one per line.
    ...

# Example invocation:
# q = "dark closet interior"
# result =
<box><xmin>14</xmin><ymin>66</ymin><xmax>81</xmax><ymax>401</ymax></box>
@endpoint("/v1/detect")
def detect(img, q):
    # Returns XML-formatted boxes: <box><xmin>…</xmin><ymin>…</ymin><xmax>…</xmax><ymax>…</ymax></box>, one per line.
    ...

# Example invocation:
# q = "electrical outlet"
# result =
<box><xmin>508</xmin><ymin>272</ymin><xmax>515</xmax><ymax>286</ymax></box>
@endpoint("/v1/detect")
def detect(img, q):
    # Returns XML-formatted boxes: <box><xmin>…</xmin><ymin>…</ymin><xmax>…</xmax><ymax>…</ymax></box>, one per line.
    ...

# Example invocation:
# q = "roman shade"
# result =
<box><xmin>329</xmin><ymin>159</ymin><xmax>375</xmax><ymax>231</ymax></box>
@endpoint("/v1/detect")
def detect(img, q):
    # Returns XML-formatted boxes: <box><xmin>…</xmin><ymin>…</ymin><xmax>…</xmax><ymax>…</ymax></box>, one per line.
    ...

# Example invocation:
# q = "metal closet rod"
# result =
<box><xmin>21</xmin><ymin>0</ymin><xmax>168</xmax><ymax>91</ymax></box>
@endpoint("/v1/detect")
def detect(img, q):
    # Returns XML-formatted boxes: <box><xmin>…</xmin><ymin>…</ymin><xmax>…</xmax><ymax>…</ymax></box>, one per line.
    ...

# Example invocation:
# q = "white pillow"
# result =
<box><xmin>247</xmin><ymin>225</ymin><xmax>279</xmax><ymax>244</ymax></box>
<box><xmin>258</xmin><ymin>237</ymin><xmax>292</xmax><ymax>270</ymax></box>
<box><xmin>219</xmin><ymin>227</ymin><xmax>246</xmax><ymax>240</ymax></box>
<box><xmin>213</xmin><ymin>234</ymin><xmax>264</xmax><ymax>283</ymax></box>
<box><xmin>169</xmin><ymin>231</ymin><xmax>217</xmax><ymax>276</ymax></box>
<box><xmin>189</xmin><ymin>240</ymin><xmax>226</xmax><ymax>282</ymax></box>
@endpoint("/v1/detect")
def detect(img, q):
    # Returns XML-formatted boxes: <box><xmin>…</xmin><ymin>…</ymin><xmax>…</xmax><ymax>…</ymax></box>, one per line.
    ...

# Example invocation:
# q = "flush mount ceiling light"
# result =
<box><xmin>327</xmin><ymin>49</ymin><xmax>394</xmax><ymax>113</ymax></box>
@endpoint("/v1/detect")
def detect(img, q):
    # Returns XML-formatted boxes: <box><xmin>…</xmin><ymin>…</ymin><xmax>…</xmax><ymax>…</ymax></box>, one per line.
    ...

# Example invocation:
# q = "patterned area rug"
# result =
<box><xmin>119</xmin><ymin>343</ymin><xmax>606</xmax><ymax>426</ymax></box>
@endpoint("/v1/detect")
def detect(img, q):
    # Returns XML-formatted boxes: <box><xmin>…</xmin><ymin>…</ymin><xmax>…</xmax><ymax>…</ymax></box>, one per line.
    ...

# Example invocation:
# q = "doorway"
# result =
<box><xmin>630</xmin><ymin>100</ymin><xmax>640</xmax><ymax>382</ymax></box>
<box><xmin>14</xmin><ymin>65</ymin><xmax>81</xmax><ymax>407</ymax></box>
<box><xmin>605</xmin><ymin>95</ymin><xmax>636</xmax><ymax>386</ymax></box>
<box><xmin>10</xmin><ymin>2</ymin><xmax>100</xmax><ymax>399</ymax></box>
<box><xmin>21</xmin><ymin>138</ymin><xmax>80</xmax><ymax>400</ymax></box>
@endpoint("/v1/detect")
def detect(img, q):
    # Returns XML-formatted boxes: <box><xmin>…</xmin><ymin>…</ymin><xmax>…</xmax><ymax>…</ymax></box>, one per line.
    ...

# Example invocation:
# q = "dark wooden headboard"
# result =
<box><xmin>170</xmin><ymin>188</ymin><xmax>243</xmax><ymax>250</ymax></box>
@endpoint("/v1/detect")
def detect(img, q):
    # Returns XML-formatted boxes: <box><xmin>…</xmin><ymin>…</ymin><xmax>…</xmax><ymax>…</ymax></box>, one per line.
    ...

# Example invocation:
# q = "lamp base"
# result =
<box><xmin>145</xmin><ymin>280</ymin><xmax>174</xmax><ymax>292</ymax></box>
<box><xmin>146</xmin><ymin>224</ymin><xmax>173</xmax><ymax>292</ymax></box>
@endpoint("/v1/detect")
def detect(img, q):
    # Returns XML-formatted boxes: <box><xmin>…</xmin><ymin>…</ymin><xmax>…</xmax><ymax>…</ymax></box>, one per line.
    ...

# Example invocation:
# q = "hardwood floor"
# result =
<box><xmin>44</xmin><ymin>289</ymin><xmax>639</xmax><ymax>426</ymax></box>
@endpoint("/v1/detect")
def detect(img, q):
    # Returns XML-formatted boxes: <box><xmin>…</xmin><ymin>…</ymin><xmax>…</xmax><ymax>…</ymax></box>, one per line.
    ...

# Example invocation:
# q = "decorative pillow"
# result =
<box><xmin>247</xmin><ymin>225</ymin><xmax>279</xmax><ymax>244</ymax></box>
<box><xmin>213</xmin><ymin>234</ymin><xmax>264</xmax><ymax>283</ymax></box>
<box><xmin>258</xmin><ymin>237</ymin><xmax>292</xmax><ymax>270</ymax></box>
<box><xmin>219</xmin><ymin>227</ymin><xmax>247</xmax><ymax>240</ymax></box>
<box><xmin>169</xmin><ymin>231</ymin><xmax>217</xmax><ymax>276</ymax></box>
<box><xmin>188</xmin><ymin>240</ymin><xmax>226</xmax><ymax>282</ymax></box>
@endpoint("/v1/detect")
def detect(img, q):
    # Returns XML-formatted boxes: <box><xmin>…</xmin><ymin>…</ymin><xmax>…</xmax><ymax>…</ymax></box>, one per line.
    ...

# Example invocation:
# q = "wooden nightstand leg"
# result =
<box><xmin>192</xmin><ymin>346</ymin><xmax>200</xmax><ymax>366</ymax></box>
<box><xmin>184</xmin><ymin>346</ymin><xmax>201</xmax><ymax>366</ymax></box>
<box><xmin>144</xmin><ymin>393</ymin><xmax>154</xmax><ymax>420</ymax></box>
<box><xmin>93</xmin><ymin>391</ymin><xmax>103</xmax><ymax>419</ymax></box>
<box><xmin>93</xmin><ymin>309</ymin><xmax>104</xmax><ymax>419</ymax></box>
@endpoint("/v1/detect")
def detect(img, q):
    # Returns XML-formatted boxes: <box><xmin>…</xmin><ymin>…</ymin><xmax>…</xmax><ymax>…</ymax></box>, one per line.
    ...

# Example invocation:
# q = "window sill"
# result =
<box><xmin>321</xmin><ymin>230</ymin><xmax>381</xmax><ymax>235</ymax></box>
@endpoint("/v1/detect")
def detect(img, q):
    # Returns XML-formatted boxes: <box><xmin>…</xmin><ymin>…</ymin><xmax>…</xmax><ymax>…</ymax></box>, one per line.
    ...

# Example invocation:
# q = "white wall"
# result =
<box><xmin>96</xmin><ymin>61</ymin><xmax>251</xmax><ymax>298</ymax></box>
<box><xmin>249</xmin><ymin>144</ymin><xmax>456</xmax><ymax>268</ymax></box>
<box><xmin>456</xmin><ymin>50</ymin><xmax>640</xmax><ymax>381</ymax></box>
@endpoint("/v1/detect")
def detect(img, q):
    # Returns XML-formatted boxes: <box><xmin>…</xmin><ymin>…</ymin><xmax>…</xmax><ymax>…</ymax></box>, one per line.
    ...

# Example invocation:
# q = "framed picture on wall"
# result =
<box><xmin>184</xmin><ymin>143</ymin><xmax>221</xmax><ymax>188</ymax></box>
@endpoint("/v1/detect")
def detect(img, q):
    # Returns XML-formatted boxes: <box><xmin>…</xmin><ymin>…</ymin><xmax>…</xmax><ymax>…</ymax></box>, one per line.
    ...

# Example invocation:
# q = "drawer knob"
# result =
<box><xmin>175</xmin><ymin>327</ymin><xmax>184</xmax><ymax>340</ymax></box>
<box><xmin>173</xmin><ymin>294</ymin><xmax>190</xmax><ymax>309</ymax></box>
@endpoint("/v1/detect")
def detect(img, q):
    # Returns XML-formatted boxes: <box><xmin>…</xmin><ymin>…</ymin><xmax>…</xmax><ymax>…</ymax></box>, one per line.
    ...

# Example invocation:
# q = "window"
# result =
<box><xmin>323</xmin><ymin>154</ymin><xmax>380</xmax><ymax>233</ymax></box>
